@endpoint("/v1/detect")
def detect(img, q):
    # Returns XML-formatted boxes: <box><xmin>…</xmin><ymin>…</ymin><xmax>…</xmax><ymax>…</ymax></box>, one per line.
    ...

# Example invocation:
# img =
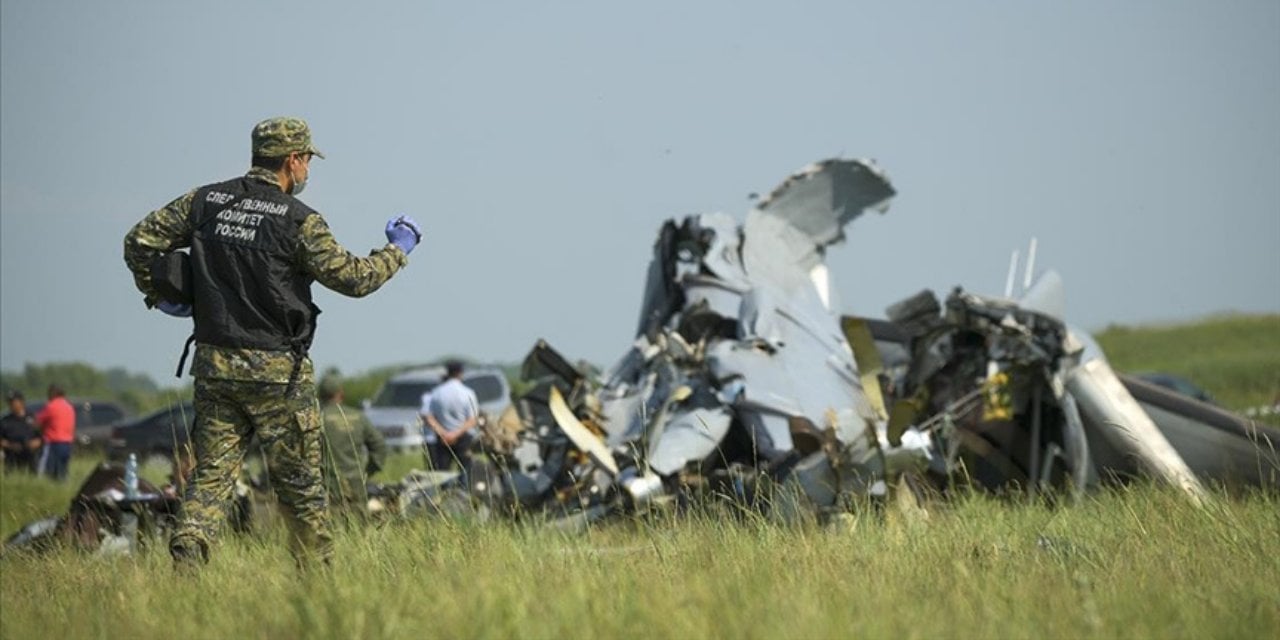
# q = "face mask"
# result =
<box><xmin>290</xmin><ymin>165</ymin><xmax>308</xmax><ymax>196</ymax></box>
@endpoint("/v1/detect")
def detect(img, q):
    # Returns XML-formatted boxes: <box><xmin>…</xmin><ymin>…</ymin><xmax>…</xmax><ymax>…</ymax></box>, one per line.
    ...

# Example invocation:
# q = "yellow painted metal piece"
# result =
<box><xmin>841</xmin><ymin>316</ymin><xmax>889</xmax><ymax>422</ymax></box>
<box><xmin>670</xmin><ymin>385</ymin><xmax>693</xmax><ymax>403</ymax></box>
<box><xmin>981</xmin><ymin>371</ymin><xmax>1014</xmax><ymax>422</ymax></box>
<box><xmin>548</xmin><ymin>386</ymin><xmax>619</xmax><ymax>476</ymax></box>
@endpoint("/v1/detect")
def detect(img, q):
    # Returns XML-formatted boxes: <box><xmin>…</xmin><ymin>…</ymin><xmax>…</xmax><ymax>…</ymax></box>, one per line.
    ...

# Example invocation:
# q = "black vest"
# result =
<box><xmin>189</xmin><ymin>177</ymin><xmax>320</xmax><ymax>354</ymax></box>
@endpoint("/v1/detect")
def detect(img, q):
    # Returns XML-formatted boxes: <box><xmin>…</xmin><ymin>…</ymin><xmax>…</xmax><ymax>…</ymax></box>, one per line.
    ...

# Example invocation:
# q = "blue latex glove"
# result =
<box><xmin>156</xmin><ymin>301</ymin><xmax>193</xmax><ymax>317</ymax></box>
<box><xmin>385</xmin><ymin>215</ymin><xmax>422</xmax><ymax>256</ymax></box>
<box><xmin>398</xmin><ymin>216</ymin><xmax>422</xmax><ymax>241</ymax></box>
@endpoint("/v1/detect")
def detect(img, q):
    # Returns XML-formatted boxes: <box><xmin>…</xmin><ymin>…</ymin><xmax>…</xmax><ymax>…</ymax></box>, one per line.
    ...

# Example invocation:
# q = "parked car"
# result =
<box><xmin>107</xmin><ymin>402</ymin><xmax>194</xmax><ymax>467</ymax></box>
<box><xmin>363</xmin><ymin>366</ymin><xmax>512</xmax><ymax>450</ymax></box>
<box><xmin>25</xmin><ymin>398</ymin><xmax>131</xmax><ymax>448</ymax></box>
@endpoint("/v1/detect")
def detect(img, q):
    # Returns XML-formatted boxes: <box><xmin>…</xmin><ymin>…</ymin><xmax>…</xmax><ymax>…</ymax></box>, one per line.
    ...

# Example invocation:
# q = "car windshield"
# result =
<box><xmin>372</xmin><ymin>381</ymin><xmax>439</xmax><ymax>408</ymax></box>
<box><xmin>372</xmin><ymin>375</ymin><xmax>506</xmax><ymax>408</ymax></box>
<box><xmin>465</xmin><ymin>375</ymin><xmax>506</xmax><ymax>404</ymax></box>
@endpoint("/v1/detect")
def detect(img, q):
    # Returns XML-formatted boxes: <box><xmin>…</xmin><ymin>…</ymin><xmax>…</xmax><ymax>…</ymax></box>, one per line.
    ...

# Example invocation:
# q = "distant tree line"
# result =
<box><xmin>2</xmin><ymin>353</ymin><xmax>601</xmax><ymax>417</ymax></box>
<box><xmin>0</xmin><ymin>362</ymin><xmax>190</xmax><ymax>414</ymax></box>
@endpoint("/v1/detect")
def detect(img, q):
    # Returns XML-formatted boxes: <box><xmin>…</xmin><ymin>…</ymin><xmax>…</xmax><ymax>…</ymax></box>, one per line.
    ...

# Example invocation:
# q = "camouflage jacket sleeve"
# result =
<box><xmin>123</xmin><ymin>191</ymin><xmax>196</xmax><ymax>307</ymax></box>
<box><xmin>362</xmin><ymin>414</ymin><xmax>388</xmax><ymax>474</ymax></box>
<box><xmin>297</xmin><ymin>214</ymin><xmax>408</xmax><ymax>297</ymax></box>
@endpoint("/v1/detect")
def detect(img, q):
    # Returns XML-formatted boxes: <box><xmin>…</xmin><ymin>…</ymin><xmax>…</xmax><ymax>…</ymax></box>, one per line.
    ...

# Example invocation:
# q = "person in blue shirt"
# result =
<box><xmin>421</xmin><ymin>360</ymin><xmax>479</xmax><ymax>471</ymax></box>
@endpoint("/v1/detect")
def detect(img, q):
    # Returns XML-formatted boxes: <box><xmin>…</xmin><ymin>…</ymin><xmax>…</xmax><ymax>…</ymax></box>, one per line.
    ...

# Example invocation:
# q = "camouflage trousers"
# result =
<box><xmin>170</xmin><ymin>376</ymin><xmax>333</xmax><ymax>568</ymax></box>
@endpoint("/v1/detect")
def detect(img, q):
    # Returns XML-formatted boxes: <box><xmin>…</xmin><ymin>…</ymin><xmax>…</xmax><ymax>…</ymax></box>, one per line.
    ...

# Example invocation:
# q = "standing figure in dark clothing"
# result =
<box><xmin>1</xmin><ymin>391</ymin><xmax>42</xmax><ymax>474</ymax></box>
<box><xmin>318</xmin><ymin>374</ymin><xmax>387</xmax><ymax>522</ymax></box>
<box><xmin>124</xmin><ymin>117</ymin><xmax>422</xmax><ymax>569</ymax></box>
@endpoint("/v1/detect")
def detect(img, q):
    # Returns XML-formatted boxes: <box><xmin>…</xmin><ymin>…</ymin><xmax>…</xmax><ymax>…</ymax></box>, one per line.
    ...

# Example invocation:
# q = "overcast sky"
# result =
<box><xmin>2</xmin><ymin>1</ymin><xmax>1277</xmax><ymax>385</ymax></box>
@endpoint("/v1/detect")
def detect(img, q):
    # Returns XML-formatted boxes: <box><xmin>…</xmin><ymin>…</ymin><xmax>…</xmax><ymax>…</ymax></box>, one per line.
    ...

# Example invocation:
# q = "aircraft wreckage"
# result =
<box><xmin>385</xmin><ymin>158</ymin><xmax>1277</xmax><ymax>527</ymax></box>
<box><xmin>11</xmin><ymin>159</ymin><xmax>1275</xmax><ymax>555</ymax></box>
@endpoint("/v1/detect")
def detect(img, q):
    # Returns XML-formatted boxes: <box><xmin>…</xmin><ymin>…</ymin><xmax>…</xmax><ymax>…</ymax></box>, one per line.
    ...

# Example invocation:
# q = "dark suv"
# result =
<box><xmin>106</xmin><ymin>402</ymin><xmax>194</xmax><ymax>466</ymax></box>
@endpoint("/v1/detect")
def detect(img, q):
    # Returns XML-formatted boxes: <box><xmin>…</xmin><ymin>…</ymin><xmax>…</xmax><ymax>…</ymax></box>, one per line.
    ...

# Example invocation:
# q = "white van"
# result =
<box><xmin>363</xmin><ymin>365</ymin><xmax>511</xmax><ymax>450</ymax></box>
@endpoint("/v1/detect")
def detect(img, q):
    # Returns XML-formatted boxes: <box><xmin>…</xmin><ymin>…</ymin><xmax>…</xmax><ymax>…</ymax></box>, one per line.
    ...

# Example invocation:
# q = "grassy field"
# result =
<box><xmin>1</xmin><ymin>455</ymin><xmax>1277</xmax><ymax>639</ymax></box>
<box><xmin>1095</xmin><ymin>313</ymin><xmax>1280</xmax><ymax>425</ymax></box>
<box><xmin>1</xmin><ymin>315</ymin><xmax>1278</xmax><ymax>639</ymax></box>
<box><xmin>1</xmin><ymin>461</ymin><xmax>1276</xmax><ymax>639</ymax></box>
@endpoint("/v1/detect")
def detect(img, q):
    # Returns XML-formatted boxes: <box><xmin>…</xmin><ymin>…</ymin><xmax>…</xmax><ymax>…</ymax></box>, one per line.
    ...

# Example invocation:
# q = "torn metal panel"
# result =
<box><xmin>753</xmin><ymin>159</ymin><xmax>896</xmax><ymax>248</ymax></box>
<box><xmin>706</xmin><ymin>343</ymin><xmax>803</xmax><ymax>416</ymax></box>
<box><xmin>645</xmin><ymin>405</ymin><xmax>734</xmax><ymax>476</ymax></box>
<box><xmin>737</xmin><ymin>410</ymin><xmax>797</xmax><ymax>461</ymax></box>
<box><xmin>743</xmin><ymin>210</ymin><xmax>833</xmax><ymax>290</ymax></box>
<box><xmin>842</xmin><ymin>315</ymin><xmax>890</xmax><ymax>422</ymax></box>
<box><xmin>1059</xmin><ymin>393</ymin><xmax>1097</xmax><ymax>492</ymax></box>
<box><xmin>522</xmin><ymin>339</ymin><xmax>588</xmax><ymax>390</ymax></box>
<box><xmin>597</xmin><ymin>386</ymin><xmax>648</xmax><ymax>447</ymax></box>
<box><xmin>682</xmin><ymin>274</ymin><xmax>748</xmax><ymax>321</ymax></box>
<box><xmin>1068</xmin><ymin>358</ymin><xmax>1206</xmax><ymax>502</ymax></box>
<box><xmin>548</xmin><ymin>386</ymin><xmax>619</xmax><ymax>476</ymax></box>
<box><xmin>770</xmin><ymin>452</ymin><xmax>841</xmax><ymax>523</ymax></box>
<box><xmin>694</xmin><ymin>212</ymin><xmax>751</xmax><ymax>287</ymax></box>
<box><xmin>634</xmin><ymin>220</ymin><xmax>684</xmax><ymax>340</ymax></box>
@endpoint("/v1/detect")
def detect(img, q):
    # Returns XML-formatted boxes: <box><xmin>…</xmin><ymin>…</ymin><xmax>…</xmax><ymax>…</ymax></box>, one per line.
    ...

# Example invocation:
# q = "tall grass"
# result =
<box><xmin>2</xmin><ymin>315</ymin><xmax>1278</xmax><ymax>638</ymax></box>
<box><xmin>2</xmin><ymin>455</ymin><xmax>1278</xmax><ymax>638</ymax></box>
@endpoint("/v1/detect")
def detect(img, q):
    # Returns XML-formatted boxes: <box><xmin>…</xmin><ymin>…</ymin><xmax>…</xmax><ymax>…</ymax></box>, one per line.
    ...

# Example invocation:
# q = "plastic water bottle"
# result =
<box><xmin>124</xmin><ymin>453</ymin><xmax>140</xmax><ymax>499</ymax></box>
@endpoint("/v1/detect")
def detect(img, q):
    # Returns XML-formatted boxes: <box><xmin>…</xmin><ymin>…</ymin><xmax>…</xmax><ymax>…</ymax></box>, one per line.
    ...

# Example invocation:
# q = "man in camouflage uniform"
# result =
<box><xmin>317</xmin><ymin>373</ymin><xmax>386</xmax><ymax>522</ymax></box>
<box><xmin>123</xmin><ymin>117</ymin><xmax>423</xmax><ymax>569</ymax></box>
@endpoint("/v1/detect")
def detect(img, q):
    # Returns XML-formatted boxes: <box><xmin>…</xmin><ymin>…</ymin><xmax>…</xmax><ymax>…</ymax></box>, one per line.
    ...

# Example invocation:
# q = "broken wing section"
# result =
<box><xmin>752</xmin><ymin>159</ymin><xmax>896</xmax><ymax>249</ymax></box>
<box><xmin>743</xmin><ymin>159</ymin><xmax>895</xmax><ymax>309</ymax></box>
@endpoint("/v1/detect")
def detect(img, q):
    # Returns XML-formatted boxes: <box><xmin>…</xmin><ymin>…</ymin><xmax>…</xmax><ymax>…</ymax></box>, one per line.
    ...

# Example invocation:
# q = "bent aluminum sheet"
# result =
<box><xmin>1069</xmin><ymin>358</ymin><xmax>1207</xmax><ymax>502</ymax></box>
<box><xmin>648</xmin><ymin>405</ymin><xmax>733</xmax><ymax>476</ymax></box>
<box><xmin>753</xmin><ymin>159</ymin><xmax>896</xmax><ymax>249</ymax></box>
<box><xmin>548</xmin><ymin>386</ymin><xmax>619</xmax><ymax>476</ymax></box>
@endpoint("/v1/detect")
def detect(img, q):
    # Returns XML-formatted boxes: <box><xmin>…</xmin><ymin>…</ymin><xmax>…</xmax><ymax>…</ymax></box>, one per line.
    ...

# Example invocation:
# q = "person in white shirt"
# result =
<box><xmin>420</xmin><ymin>360</ymin><xmax>479</xmax><ymax>470</ymax></box>
<box><xmin>418</xmin><ymin>391</ymin><xmax>437</xmax><ymax>448</ymax></box>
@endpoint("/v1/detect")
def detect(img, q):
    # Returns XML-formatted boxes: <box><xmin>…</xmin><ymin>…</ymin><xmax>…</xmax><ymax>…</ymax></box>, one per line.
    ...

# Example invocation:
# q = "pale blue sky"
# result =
<box><xmin>2</xmin><ymin>1</ymin><xmax>1277</xmax><ymax>385</ymax></box>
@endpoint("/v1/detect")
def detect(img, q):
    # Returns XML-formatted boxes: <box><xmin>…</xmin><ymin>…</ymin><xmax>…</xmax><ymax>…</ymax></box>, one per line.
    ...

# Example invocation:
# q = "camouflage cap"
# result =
<box><xmin>251</xmin><ymin>117</ymin><xmax>325</xmax><ymax>159</ymax></box>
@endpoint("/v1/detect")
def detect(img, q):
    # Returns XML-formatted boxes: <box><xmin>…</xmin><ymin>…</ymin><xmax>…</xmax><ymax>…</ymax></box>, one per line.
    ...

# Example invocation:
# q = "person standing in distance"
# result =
<box><xmin>422</xmin><ymin>360</ymin><xmax>481</xmax><ymax>471</ymax></box>
<box><xmin>35</xmin><ymin>385</ymin><xmax>75</xmax><ymax>481</ymax></box>
<box><xmin>317</xmin><ymin>373</ymin><xmax>386</xmax><ymax>523</ymax></box>
<box><xmin>1</xmin><ymin>391</ymin><xmax>43</xmax><ymax>474</ymax></box>
<box><xmin>123</xmin><ymin>117</ymin><xmax>422</xmax><ymax>569</ymax></box>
